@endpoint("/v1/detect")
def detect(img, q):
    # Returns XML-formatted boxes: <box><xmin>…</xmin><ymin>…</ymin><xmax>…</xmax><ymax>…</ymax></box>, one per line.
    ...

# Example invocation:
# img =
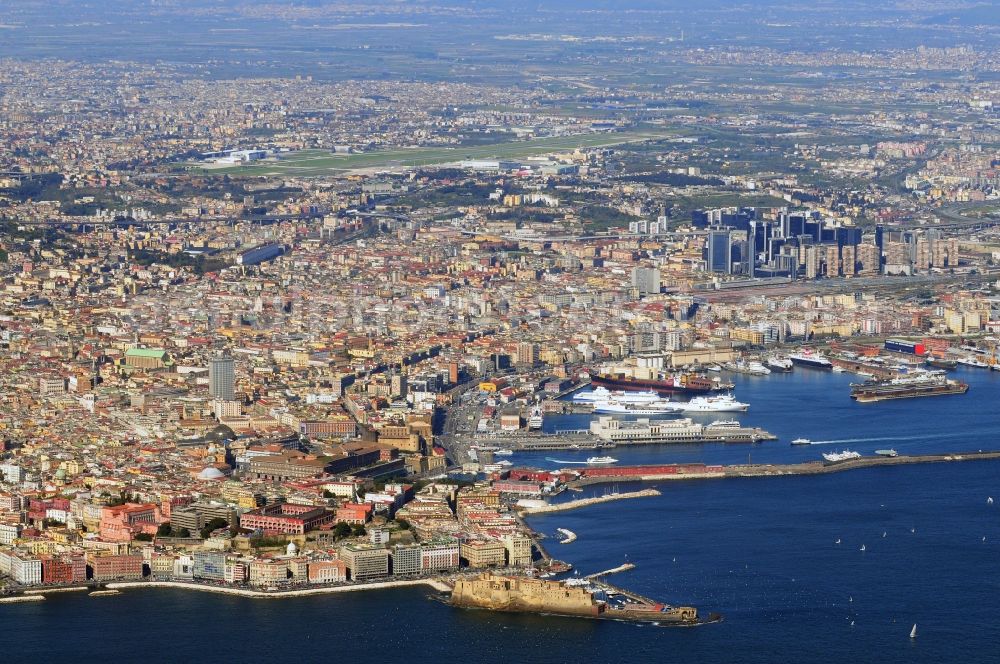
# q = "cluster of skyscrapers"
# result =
<box><xmin>697</xmin><ymin>208</ymin><xmax>959</xmax><ymax>279</ymax></box>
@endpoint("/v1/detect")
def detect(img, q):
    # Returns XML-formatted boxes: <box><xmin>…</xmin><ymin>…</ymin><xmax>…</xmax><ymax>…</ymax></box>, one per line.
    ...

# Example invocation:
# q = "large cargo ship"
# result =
<box><xmin>589</xmin><ymin>372</ymin><xmax>723</xmax><ymax>395</ymax></box>
<box><xmin>850</xmin><ymin>373</ymin><xmax>969</xmax><ymax>403</ymax></box>
<box><xmin>449</xmin><ymin>573</ymin><xmax>701</xmax><ymax>625</ymax></box>
<box><xmin>925</xmin><ymin>357</ymin><xmax>957</xmax><ymax>370</ymax></box>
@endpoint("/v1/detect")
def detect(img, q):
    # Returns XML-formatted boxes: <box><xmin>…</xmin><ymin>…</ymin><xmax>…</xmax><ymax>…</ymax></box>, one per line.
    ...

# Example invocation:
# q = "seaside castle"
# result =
<box><xmin>451</xmin><ymin>573</ymin><xmax>602</xmax><ymax>617</ymax></box>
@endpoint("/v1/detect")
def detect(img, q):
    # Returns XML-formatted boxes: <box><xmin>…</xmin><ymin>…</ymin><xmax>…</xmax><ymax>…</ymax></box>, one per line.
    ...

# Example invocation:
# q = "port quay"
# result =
<box><xmin>499</xmin><ymin>423</ymin><xmax>777</xmax><ymax>451</ymax></box>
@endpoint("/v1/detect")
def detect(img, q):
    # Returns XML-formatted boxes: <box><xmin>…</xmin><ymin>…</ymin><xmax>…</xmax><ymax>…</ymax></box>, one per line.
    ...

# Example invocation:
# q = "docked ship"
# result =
<box><xmin>591</xmin><ymin>399</ymin><xmax>678</xmax><ymax>416</ymax></box>
<box><xmin>527</xmin><ymin>405</ymin><xmax>544</xmax><ymax>430</ymax></box>
<box><xmin>850</xmin><ymin>373</ymin><xmax>969</xmax><ymax>403</ymax></box>
<box><xmin>673</xmin><ymin>395</ymin><xmax>749</xmax><ymax>413</ymax></box>
<box><xmin>765</xmin><ymin>356</ymin><xmax>794</xmax><ymax>372</ymax></box>
<box><xmin>589</xmin><ymin>371</ymin><xmax>724</xmax><ymax>395</ymax></box>
<box><xmin>726</xmin><ymin>360</ymin><xmax>770</xmax><ymax>376</ymax></box>
<box><xmin>822</xmin><ymin>450</ymin><xmax>861</xmax><ymax>463</ymax></box>
<box><xmin>925</xmin><ymin>356</ymin><xmax>957</xmax><ymax>370</ymax></box>
<box><xmin>589</xmin><ymin>416</ymin><xmax>775</xmax><ymax>444</ymax></box>
<box><xmin>573</xmin><ymin>386</ymin><xmax>661</xmax><ymax>403</ymax></box>
<box><xmin>449</xmin><ymin>573</ymin><xmax>702</xmax><ymax>625</ymax></box>
<box><xmin>789</xmin><ymin>350</ymin><xmax>833</xmax><ymax>370</ymax></box>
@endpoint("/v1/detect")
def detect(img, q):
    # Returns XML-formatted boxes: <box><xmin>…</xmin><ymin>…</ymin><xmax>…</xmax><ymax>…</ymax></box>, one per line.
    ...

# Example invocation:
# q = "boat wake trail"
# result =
<box><xmin>545</xmin><ymin>457</ymin><xmax>590</xmax><ymax>465</ymax></box>
<box><xmin>808</xmin><ymin>432</ymin><xmax>975</xmax><ymax>446</ymax></box>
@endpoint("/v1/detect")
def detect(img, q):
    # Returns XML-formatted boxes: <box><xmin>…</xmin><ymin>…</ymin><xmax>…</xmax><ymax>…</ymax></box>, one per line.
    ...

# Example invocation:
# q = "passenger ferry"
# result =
<box><xmin>591</xmin><ymin>399</ymin><xmax>677</xmax><ymax>416</ymax></box>
<box><xmin>573</xmin><ymin>386</ymin><xmax>661</xmax><ymax>404</ymax></box>
<box><xmin>674</xmin><ymin>395</ymin><xmax>749</xmax><ymax>413</ymax></box>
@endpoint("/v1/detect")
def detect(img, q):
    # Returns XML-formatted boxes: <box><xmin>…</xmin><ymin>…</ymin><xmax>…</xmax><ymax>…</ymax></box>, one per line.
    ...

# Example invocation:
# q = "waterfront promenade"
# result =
<box><xmin>106</xmin><ymin>578</ymin><xmax>452</xmax><ymax>598</ymax></box>
<box><xmin>6</xmin><ymin>578</ymin><xmax>454</xmax><ymax>601</ymax></box>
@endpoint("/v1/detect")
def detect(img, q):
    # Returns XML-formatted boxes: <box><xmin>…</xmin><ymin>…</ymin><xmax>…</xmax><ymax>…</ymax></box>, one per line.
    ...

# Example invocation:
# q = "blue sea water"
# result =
<box><xmin>2</xmin><ymin>368</ymin><xmax>999</xmax><ymax>663</ymax></box>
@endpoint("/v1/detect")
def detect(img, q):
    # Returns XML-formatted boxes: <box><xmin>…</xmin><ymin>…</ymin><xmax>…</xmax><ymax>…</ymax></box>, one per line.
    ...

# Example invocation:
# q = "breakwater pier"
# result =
<box><xmin>725</xmin><ymin>450</ymin><xmax>1000</xmax><ymax>478</ymax></box>
<box><xmin>518</xmin><ymin>488</ymin><xmax>662</xmax><ymax>514</ymax></box>
<box><xmin>557</xmin><ymin>450</ymin><xmax>1000</xmax><ymax>488</ymax></box>
<box><xmin>584</xmin><ymin>563</ymin><xmax>635</xmax><ymax>579</ymax></box>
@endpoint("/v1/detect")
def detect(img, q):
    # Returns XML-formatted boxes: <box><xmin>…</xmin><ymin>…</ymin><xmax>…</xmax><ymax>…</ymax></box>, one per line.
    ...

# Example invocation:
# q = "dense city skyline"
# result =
<box><xmin>1</xmin><ymin>1</ymin><xmax>1000</xmax><ymax>661</ymax></box>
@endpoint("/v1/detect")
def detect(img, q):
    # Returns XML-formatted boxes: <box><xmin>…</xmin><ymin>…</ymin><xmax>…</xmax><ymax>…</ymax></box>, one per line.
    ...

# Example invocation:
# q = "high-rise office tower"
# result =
<box><xmin>209</xmin><ymin>354</ymin><xmax>236</xmax><ymax>402</ymax></box>
<box><xmin>706</xmin><ymin>230</ymin><xmax>732</xmax><ymax>274</ymax></box>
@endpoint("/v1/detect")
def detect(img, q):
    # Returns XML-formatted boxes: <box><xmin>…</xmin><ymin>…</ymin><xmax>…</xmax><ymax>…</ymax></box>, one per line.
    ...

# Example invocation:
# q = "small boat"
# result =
<box><xmin>791</xmin><ymin>438</ymin><xmax>811</xmax><ymax>446</ymax></box>
<box><xmin>835</xmin><ymin>539</ymin><xmax>841</xmax><ymax>544</ymax></box>
<box><xmin>832</xmin><ymin>366</ymin><xmax>846</xmax><ymax>373</ymax></box>
<box><xmin>988</xmin><ymin>497</ymin><xmax>994</xmax><ymax>505</ymax></box>
<box><xmin>860</xmin><ymin>544</ymin><xmax>866</xmax><ymax>552</ymax></box>
<box><xmin>910</xmin><ymin>624</ymin><xmax>917</xmax><ymax>639</ymax></box>
<box><xmin>882</xmin><ymin>531</ymin><xmax>887</xmax><ymax>538</ymax></box>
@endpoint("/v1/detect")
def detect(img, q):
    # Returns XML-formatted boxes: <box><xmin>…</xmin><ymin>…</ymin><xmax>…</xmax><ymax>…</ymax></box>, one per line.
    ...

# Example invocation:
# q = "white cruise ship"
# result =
<box><xmin>591</xmin><ymin>399</ymin><xmax>677</xmax><ymax>415</ymax></box>
<box><xmin>527</xmin><ymin>405</ymin><xmax>544</xmax><ymax>430</ymax></box>
<box><xmin>674</xmin><ymin>395</ymin><xmax>749</xmax><ymax>413</ymax></box>
<box><xmin>573</xmin><ymin>386</ymin><xmax>661</xmax><ymax>404</ymax></box>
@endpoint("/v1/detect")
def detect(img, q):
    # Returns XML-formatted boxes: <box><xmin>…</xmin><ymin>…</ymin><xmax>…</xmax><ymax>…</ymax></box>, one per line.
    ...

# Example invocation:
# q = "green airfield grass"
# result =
<box><xmin>198</xmin><ymin>129</ymin><xmax>679</xmax><ymax>177</ymax></box>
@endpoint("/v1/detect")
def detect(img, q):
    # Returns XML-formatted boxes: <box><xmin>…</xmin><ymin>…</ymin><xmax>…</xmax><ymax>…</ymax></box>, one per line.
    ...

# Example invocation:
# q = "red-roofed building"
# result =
<box><xmin>240</xmin><ymin>503</ymin><xmax>334</xmax><ymax>535</ymax></box>
<box><xmin>334</xmin><ymin>502</ymin><xmax>372</xmax><ymax>525</ymax></box>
